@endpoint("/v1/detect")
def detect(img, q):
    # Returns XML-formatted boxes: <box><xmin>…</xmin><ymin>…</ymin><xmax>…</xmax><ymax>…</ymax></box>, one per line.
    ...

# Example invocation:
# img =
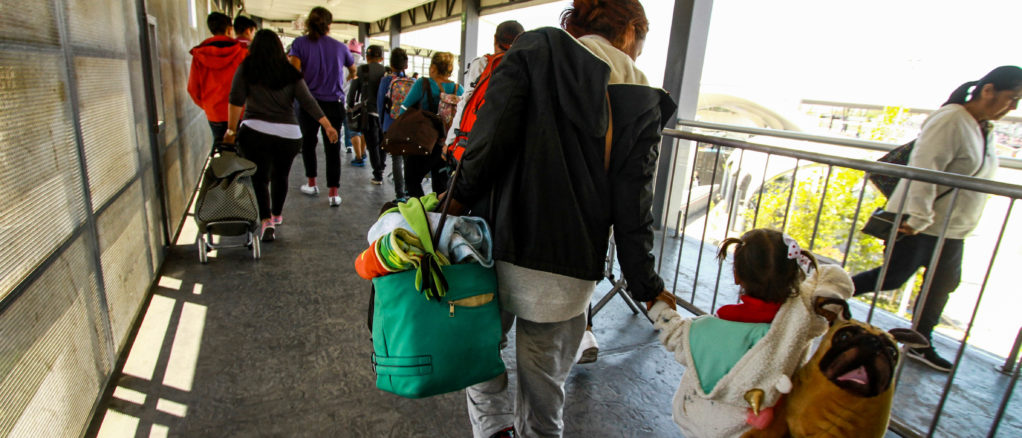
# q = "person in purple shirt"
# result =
<box><xmin>287</xmin><ymin>6</ymin><xmax>355</xmax><ymax>207</ymax></box>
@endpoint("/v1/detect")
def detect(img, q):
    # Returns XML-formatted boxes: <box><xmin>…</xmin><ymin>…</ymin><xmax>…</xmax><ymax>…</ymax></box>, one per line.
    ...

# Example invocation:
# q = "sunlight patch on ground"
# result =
<box><xmin>157</xmin><ymin>276</ymin><xmax>181</xmax><ymax>290</ymax></box>
<box><xmin>156</xmin><ymin>398</ymin><xmax>188</xmax><ymax>417</ymax></box>
<box><xmin>192</xmin><ymin>283</ymin><xmax>203</xmax><ymax>295</ymax></box>
<box><xmin>150</xmin><ymin>423</ymin><xmax>169</xmax><ymax>437</ymax></box>
<box><xmin>112</xmin><ymin>386</ymin><xmax>146</xmax><ymax>405</ymax></box>
<box><xmin>122</xmin><ymin>295</ymin><xmax>175</xmax><ymax>380</ymax></box>
<box><xmin>162</xmin><ymin>302</ymin><xmax>207</xmax><ymax>391</ymax></box>
<box><xmin>95</xmin><ymin>410</ymin><xmax>139</xmax><ymax>438</ymax></box>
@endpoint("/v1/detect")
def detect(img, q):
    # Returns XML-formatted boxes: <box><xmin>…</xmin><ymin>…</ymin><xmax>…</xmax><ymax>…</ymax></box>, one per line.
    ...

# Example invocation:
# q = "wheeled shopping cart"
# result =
<box><xmin>193</xmin><ymin>144</ymin><xmax>260</xmax><ymax>262</ymax></box>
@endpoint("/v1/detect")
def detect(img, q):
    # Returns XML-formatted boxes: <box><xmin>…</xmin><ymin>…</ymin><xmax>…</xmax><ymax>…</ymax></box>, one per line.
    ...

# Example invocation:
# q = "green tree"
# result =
<box><xmin>736</xmin><ymin>106</ymin><xmax>913</xmax><ymax>313</ymax></box>
<box><xmin>743</xmin><ymin>166</ymin><xmax>886</xmax><ymax>275</ymax></box>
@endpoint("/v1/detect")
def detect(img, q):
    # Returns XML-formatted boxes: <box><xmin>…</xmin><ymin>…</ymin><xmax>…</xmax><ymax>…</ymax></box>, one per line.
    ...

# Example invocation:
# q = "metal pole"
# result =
<box><xmin>389</xmin><ymin>14</ymin><xmax>401</xmax><ymax>49</ymax></box>
<box><xmin>988</xmin><ymin>352</ymin><xmax>1021</xmax><ymax>438</ymax></box>
<box><xmin>841</xmin><ymin>175</ymin><xmax>870</xmax><ymax>268</ymax></box>
<box><xmin>457</xmin><ymin>0</ymin><xmax>480</xmax><ymax>85</ymax></box>
<box><xmin>921</xmin><ymin>191</ymin><xmax>963</xmax><ymax>437</ymax></box>
<box><xmin>711</xmin><ymin>148</ymin><xmax>743</xmax><ymax>313</ymax></box>
<box><xmin>928</xmin><ymin>199</ymin><xmax>1012</xmax><ymax>436</ymax></box>
<box><xmin>780</xmin><ymin>159</ymin><xmax>800</xmax><ymax>233</ymax></box>
<box><xmin>671</xmin><ymin>144</ymin><xmax>701</xmax><ymax>295</ymax></box>
<box><xmin>691</xmin><ymin>146</ymin><xmax>723</xmax><ymax>303</ymax></box>
<box><xmin>809</xmin><ymin>165</ymin><xmax>833</xmax><ymax>250</ymax></box>
<box><xmin>653</xmin><ymin>0</ymin><xmax>713</xmax><ymax>228</ymax></box>
<box><xmin>752</xmin><ymin>154</ymin><xmax>770</xmax><ymax>229</ymax></box>
<box><xmin>866</xmin><ymin>182</ymin><xmax>912</xmax><ymax>323</ymax></box>
<box><xmin>998</xmin><ymin>326</ymin><xmax>1022</xmax><ymax>375</ymax></box>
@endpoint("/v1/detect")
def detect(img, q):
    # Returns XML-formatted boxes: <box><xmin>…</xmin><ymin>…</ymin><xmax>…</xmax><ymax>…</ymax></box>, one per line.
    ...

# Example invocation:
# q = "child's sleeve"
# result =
<box><xmin>649</xmin><ymin>301</ymin><xmax>691</xmax><ymax>367</ymax></box>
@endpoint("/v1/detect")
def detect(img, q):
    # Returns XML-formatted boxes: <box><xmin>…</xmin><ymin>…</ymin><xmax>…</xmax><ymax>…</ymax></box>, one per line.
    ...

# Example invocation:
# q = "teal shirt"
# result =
<box><xmin>689</xmin><ymin>317</ymin><xmax>771</xmax><ymax>394</ymax></box>
<box><xmin>399</xmin><ymin>78</ymin><xmax>463</xmax><ymax>114</ymax></box>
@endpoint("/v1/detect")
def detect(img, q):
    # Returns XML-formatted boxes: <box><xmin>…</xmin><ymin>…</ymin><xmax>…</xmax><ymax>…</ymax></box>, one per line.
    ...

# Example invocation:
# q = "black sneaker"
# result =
<box><xmin>906</xmin><ymin>347</ymin><xmax>952</xmax><ymax>372</ymax></box>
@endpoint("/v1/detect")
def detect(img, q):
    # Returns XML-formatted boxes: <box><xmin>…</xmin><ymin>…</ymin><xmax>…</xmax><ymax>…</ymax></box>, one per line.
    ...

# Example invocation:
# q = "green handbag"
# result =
<box><xmin>371</xmin><ymin>196</ymin><xmax>504</xmax><ymax>398</ymax></box>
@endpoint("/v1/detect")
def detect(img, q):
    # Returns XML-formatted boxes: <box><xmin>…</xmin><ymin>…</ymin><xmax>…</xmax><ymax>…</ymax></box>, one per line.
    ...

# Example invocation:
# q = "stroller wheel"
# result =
<box><xmin>252</xmin><ymin>232</ymin><xmax>261</xmax><ymax>259</ymax></box>
<box><xmin>197</xmin><ymin>237</ymin><xmax>208</xmax><ymax>264</ymax></box>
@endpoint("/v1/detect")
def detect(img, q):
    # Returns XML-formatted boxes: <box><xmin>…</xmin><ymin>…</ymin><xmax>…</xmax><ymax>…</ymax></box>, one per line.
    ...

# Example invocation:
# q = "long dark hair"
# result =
<box><xmin>241</xmin><ymin>29</ymin><xmax>302</xmax><ymax>90</ymax></box>
<box><xmin>305</xmin><ymin>7</ymin><xmax>332</xmax><ymax>41</ymax></box>
<box><xmin>943</xmin><ymin>65</ymin><xmax>1022</xmax><ymax>106</ymax></box>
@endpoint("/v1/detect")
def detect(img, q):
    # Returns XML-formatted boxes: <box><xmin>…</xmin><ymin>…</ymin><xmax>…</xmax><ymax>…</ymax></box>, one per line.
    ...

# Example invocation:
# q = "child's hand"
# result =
<box><xmin>646</xmin><ymin>290</ymin><xmax>676</xmax><ymax>311</ymax></box>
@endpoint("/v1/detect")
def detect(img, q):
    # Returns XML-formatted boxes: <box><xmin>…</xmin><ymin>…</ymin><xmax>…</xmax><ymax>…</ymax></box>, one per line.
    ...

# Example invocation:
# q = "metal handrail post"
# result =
<box><xmin>929</xmin><ymin>196</ymin><xmax>1011</xmax><ymax>436</ymax></box>
<box><xmin>988</xmin><ymin>355</ymin><xmax>1021</xmax><ymax>438</ymax></box>
<box><xmin>998</xmin><ymin>326</ymin><xmax>1022</xmax><ymax>375</ymax></box>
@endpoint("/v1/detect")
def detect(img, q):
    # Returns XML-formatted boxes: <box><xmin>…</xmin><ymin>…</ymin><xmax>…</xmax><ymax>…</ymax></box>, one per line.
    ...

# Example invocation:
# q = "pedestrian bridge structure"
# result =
<box><xmin>1</xmin><ymin>0</ymin><xmax>1019</xmax><ymax>437</ymax></box>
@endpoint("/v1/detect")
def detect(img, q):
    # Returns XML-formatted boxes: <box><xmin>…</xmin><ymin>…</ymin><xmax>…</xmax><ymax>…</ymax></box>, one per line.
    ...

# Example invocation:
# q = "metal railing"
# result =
<box><xmin>675</xmin><ymin>119</ymin><xmax>1022</xmax><ymax>170</ymax></box>
<box><xmin>654</xmin><ymin>125</ymin><xmax>1022</xmax><ymax>437</ymax></box>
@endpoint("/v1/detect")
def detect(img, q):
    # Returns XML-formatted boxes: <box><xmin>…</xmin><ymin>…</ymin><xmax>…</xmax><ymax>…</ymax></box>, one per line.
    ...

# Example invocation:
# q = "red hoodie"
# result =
<box><xmin>187</xmin><ymin>35</ymin><xmax>247</xmax><ymax>122</ymax></box>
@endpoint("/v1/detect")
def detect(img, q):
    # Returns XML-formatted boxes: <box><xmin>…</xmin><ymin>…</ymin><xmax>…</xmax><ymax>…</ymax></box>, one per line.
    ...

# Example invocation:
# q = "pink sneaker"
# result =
<box><xmin>271</xmin><ymin>215</ymin><xmax>283</xmax><ymax>225</ymax></box>
<box><xmin>260</xmin><ymin>221</ymin><xmax>275</xmax><ymax>242</ymax></box>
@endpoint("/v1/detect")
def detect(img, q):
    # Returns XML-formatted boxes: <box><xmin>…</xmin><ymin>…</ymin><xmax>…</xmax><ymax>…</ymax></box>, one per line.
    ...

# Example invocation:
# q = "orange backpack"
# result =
<box><xmin>448</xmin><ymin>53</ymin><xmax>505</xmax><ymax>162</ymax></box>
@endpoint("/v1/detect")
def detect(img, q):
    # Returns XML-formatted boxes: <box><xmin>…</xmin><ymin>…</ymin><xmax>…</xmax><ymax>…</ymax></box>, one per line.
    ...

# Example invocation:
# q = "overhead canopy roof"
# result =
<box><xmin>244</xmin><ymin>0</ymin><xmax>433</xmax><ymax>23</ymax></box>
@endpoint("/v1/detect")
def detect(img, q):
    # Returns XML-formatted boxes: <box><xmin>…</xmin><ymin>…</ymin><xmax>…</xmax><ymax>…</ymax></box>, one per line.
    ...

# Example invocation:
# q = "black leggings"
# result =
<box><xmin>404</xmin><ymin>148</ymin><xmax>450</xmax><ymax>197</ymax></box>
<box><xmin>238</xmin><ymin>126</ymin><xmax>301</xmax><ymax>220</ymax></box>
<box><xmin>298</xmin><ymin>100</ymin><xmax>344</xmax><ymax>188</ymax></box>
<box><xmin>852</xmin><ymin>234</ymin><xmax>963</xmax><ymax>340</ymax></box>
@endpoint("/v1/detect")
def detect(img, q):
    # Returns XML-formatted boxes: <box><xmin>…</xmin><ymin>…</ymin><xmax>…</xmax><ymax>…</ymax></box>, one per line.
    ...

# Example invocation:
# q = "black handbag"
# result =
<box><xmin>867</xmin><ymin>140</ymin><xmax>914</xmax><ymax>198</ymax></box>
<box><xmin>382</xmin><ymin>79</ymin><xmax>444</xmax><ymax>156</ymax></box>
<box><xmin>862</xmin><ymin>123</ymin><xmax>990</xmax><ymax>241</ymax></box>
<box><xmin>861</xmin><ymin>209</ymin><xmax>909</xmax><ymax>241</ymax></box>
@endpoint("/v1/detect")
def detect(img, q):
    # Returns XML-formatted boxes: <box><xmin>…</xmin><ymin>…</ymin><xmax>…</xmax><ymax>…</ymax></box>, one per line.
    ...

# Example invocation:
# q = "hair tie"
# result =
<box><xmin>782</xmin><ymin>234</ymin><xmax>813</xmax><ymax>274</ymax></box>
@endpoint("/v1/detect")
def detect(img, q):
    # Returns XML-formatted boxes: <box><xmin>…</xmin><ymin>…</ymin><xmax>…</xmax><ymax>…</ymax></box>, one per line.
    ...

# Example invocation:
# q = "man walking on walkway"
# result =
<box><xmin>187</xmin><ymin>12</ymin><xmax>247</xmax><ymax>143</ymax></box>
<box><xmin>358</xmin><ymin>45</ymin><xmax>387</xmax><ymax>185</ymax></box>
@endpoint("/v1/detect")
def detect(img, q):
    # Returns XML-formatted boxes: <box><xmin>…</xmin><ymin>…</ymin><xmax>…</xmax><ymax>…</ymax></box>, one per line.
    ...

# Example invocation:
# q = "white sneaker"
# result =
<box><xmin>576</xmin><ymin>330</ymin><xmax>599</xmax><ymax>364</ymax></box>
<box><xmin>300</xmin><ymin>184</ymin><xmax>319</xmax><ymax>196</ymax></box>
<box><xmin>329</xmin><ymin>195</ymin><xmax>342</xmax><ymax>207</ymax></box>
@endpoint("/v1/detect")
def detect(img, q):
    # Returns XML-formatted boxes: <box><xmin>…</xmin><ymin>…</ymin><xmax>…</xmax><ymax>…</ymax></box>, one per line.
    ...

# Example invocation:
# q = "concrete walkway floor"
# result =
<box><xmin>87</xmin><ymin>148</ymin><xmax>1019</xmax><ymax>437</ymax></box>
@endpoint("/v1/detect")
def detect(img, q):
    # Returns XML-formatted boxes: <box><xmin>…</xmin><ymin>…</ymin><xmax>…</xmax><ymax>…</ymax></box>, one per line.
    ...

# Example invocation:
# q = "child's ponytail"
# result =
<box><xmin>718</xmin><ymin>229</ymin><xmax>816</xmax><ymax>303</ymax></box>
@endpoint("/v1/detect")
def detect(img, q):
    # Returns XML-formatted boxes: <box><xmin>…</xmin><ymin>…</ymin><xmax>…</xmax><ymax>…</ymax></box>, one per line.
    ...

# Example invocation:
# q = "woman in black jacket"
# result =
<box><xmin>448</xmin><ymin>1</ymin><xmax>675</xmax><ymax>436</ymax></box>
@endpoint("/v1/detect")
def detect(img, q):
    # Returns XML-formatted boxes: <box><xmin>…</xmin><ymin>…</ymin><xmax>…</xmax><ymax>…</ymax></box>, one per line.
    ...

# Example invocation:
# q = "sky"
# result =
<box><xmin>398</xmin><ymin>0</ymin><xmax>1022</xmax><ymax>123</ymax></box>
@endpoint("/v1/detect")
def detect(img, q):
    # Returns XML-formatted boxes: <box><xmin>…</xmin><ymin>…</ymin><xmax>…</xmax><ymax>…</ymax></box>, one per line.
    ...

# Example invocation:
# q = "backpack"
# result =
<box><xmin>387</xmin><ymin>76</ymin><xmax>416</xmax><ymax>120</ymax></box>
<box><xmin>347</xmin><ymin>77</ymin><xmax>368</xmax><ymax>132</ymax></box>
<box><xmin>437</xmin><ymin>82</ymin><xmax>460</xmax><ymax>134</ymax></box>
<box><xmin>449</xmin><ymin>53</ymin><xmax>504</xmax><ymax>162</ymax></box>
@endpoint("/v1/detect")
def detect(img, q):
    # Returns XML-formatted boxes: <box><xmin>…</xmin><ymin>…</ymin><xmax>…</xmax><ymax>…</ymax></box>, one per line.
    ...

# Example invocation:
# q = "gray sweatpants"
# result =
<box><xmin>465</xmin><ymin>310</ymin><xmax>587</xmax><ymax>438</ymax></box>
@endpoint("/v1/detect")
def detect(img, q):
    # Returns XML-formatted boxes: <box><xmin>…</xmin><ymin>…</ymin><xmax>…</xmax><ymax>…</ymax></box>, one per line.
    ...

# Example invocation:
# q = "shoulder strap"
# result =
<box><xmin>934</xmin><ymin>127</ymin><xmax>989</xmax><ymax>201</ymax></box>
<box><xmin>423</xmin><ymin>78</ymin><xmax>436</xmax><ymax>109</ymax></box>
<box><xmin>604</xmin><ymin>93</ymin><xmax>613</xmax><ymax>173</ymax></box>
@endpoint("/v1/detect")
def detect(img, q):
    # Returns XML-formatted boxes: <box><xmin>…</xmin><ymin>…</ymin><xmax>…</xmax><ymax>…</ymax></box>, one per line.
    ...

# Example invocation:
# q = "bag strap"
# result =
<box><xmin>933</xmin><ymin>129</ymin><xmax>988</xmax><ymax>201</ymax></box>
<box><xmin>423</xmin><ymin>78</ymin><xmax>436</xmax><ymax>111</ymax></box>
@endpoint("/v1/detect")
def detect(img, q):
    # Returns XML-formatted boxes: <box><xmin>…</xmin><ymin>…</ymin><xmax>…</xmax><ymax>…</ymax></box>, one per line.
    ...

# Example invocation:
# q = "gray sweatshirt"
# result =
<box><xmin>888</xmin><ymin>104</ymin><xmax>998</xmax><ymax>239</ymax></box>
<box><xmin>229</xmin><ymin>64</ymin><xmax>325</xmax><ymax>124</ymax></box>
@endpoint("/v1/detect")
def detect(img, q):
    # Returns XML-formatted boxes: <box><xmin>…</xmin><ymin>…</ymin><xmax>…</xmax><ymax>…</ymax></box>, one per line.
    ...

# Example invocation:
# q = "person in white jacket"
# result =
<box><xmin>852</xmin><ymin>65</ymin><xmax>1022</xmax><ymax>372</ymax></box>
<box><xmin>443</xmin><ymin>20</ymin><xmax>524</xmax><ymax>150</ymax></box>
<box><xmin>647</xmin><ymin>229</ymin><xmax>854</xmax><ymax>438</ymax></box>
